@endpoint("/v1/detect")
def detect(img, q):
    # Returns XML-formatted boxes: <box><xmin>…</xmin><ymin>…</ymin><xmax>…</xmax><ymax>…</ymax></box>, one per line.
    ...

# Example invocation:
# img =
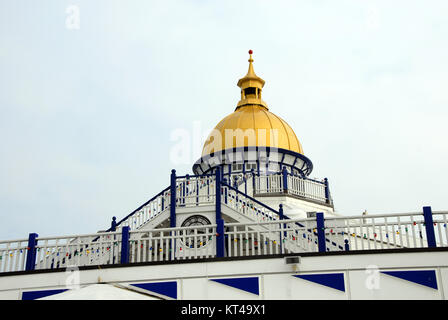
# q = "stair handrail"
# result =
<box><xmin>105</xmin><ymin>186</ymin><xmax>171</xmax><ymax>232</ymax></box>
<box><xmin>221</xmin><ymin>181</ymin><xmax>280</xmax><ymax>219</ymax></box>
<box><xmin>104</xmin><ymin>173</ymin><xmax>216</xmax><ymax>233</ymax></box>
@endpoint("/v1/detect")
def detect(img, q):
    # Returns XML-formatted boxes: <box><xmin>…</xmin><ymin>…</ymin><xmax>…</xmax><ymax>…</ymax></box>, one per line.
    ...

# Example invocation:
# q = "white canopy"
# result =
<box><xmin>38</xmin><ymin>284</ymin><xmax>160</xmax><ymax>300</ymax></box>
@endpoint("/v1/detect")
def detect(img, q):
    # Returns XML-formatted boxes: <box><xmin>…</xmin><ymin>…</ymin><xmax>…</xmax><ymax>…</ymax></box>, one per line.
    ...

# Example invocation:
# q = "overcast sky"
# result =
<box><xmin>1</xmin><ymin>0</ymin><xmax>447</xmax><ymax>240</ymax></box>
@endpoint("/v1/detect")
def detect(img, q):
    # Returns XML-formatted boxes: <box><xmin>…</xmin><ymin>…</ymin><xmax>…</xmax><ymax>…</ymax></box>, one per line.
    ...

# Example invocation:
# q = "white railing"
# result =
<box><xmin>224</xmin><ymin>173</ymin><xmax>255</xmax><ymax>197</ymax></box>
<box><xmin>287</xmin><ymin>175</ymin><xmax>327</xmax><ymax>203</ymax></box>
<box><xmin>324</xmin><ymin>211</ymin><xmax>448</xmax><ymax>252</ymax></box>
<box><xmin>252</xmin><ymin>173</ymin><xmax>329</xmax><ymax>204</ymax></box>
<box><xmin>0</xmin><ymin>232</ymin><xmax>123</xmax><ymax>273</ymax></box>
<box><xmin>112</xmin><ymin>172</ymin><xmax>330</xmax><ymax>235</ymax></box>
<box><xmin>0</xmin><ymin>238</ymin><xmax>28</xmax><ymax>273</ymax></box>
<box><xmin>116</xmin><ymin>187</ymin><xmax>171</xmax><ymax>232</ymax></box>
<box><xmin>222</xmin><ymin>183</ymin><xmax>280</xmax><ymax>223</ymax></box>
<box><xmin>2</xmin><ymin>208</ymin><xmax>446</xmax><ymax>274</ymax></box>
<box><xmin>115</xmin><ymin>175</ymin><xmax>216</xmax><ymax>232</ymax></box>
<box><xmin>225</xmin><ymin>218</ymin><xmax>319</xmax><ymax>257</ymax></box>
<box><xmin>433</xmin><ymin>210</ymin><xmax>448</xmax><ymax>247</ymax></box>
<box><xmin>34</xmin><ymin>232</ymin><xmax>123</xmax><ymax>270</ymax></box>
<box><xmin>254</xmin><ymin>174</ymin><xmax>283</xmax><ymax>194</ymax></box>
<box><xmin>128</xmin><ymin>224</ymin><xmax>217</xmax><ymax>263</ymax></box>
<box><xmin>176</xmin><ymin>175</ymin><xmax>216</xmax><ymax>207</ymax></box>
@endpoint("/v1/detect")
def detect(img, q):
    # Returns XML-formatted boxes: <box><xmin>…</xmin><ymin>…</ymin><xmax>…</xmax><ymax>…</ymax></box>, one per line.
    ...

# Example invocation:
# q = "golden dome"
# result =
<box><xmin>201</xmin><ymin>105</ymin><xmax>303</xmax><ymax>156</ymax></box>
<box><xmin>201</xmin><ymin>50</ymin><xmax>304</xmax><ymax>157</ymax></box>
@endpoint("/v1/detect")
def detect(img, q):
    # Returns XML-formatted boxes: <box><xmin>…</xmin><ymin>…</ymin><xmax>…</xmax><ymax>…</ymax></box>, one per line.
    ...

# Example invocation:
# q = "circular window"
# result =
<box><xmin>180</xmin><ymin>215</ymin><xmax>212</xmax><ymax>248</ymax></box>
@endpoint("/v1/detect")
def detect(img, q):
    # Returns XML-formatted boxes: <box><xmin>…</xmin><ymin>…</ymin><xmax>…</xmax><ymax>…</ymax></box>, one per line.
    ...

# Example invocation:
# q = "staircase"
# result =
<box><xmin>26</xmin><ymin>172</ymin><xmax>334</xmax><ymax>271</ymax></box>
<box><xmin>103</xmin><ymin>171</ymin><xmax>336</xmax><ymax>256</ymax></box>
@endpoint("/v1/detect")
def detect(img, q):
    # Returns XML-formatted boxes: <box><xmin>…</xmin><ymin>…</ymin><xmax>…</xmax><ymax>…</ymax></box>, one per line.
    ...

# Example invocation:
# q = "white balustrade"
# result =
<box><xmin>252</xmin><ymin>173</ymin><xmax>328</xmax><ymax>204</ymax></box>
<box><xmin>432</xmin><ymin>211</ymin><xmax>448</xmax><ymax>248</ymax></box>
<box><xmin>287</xmin><ymin>175</ymin><xmax>327</xmax><ymax>203</ymax></box>
<box><xmin>117</xmin><ymin>187</ymin><xmax>171</xmax><ymax>231</ymax></box>
<box><xmin>114</xmin><ymin>172</ymin><xmax>329</xmax><ymax>235</ymax></box>
<box><xmin>254</xmin><ymin>174</ymin><xmax>283</xmax><ymax>194</ymax></box>
<box><xmin>33</xmin><ymin>232</ymin><xmax>123</xmax><ymax>270</ymax></box>
<box><xmin>0</xmin><ymin>238</ymin><xmax>28</xmax><ymax>273</ymax></box>
<box><xmin>222</xmin><ymin>184</ymin><xmax>279</xmax><ymax>223</ymax></box>
<box><xmin>128</xmin><ymin>224</ymin><xmax>217</xmax><ymax>263</ymax></box>
<box><xmin>225</xmin><ymin>218</ymin><xmax>319</xmax><ymax>257</ymax></box>
<box><xmin>1</xmin><ymin>168</ymin><xmax>446</xmax><ymax>275</ymax></box>
<box><xmin>324</xmin><ymin>211</ymin><xmax>448</xmax><ymax>252</ymax></box>
<box><xmin>176</xmin><ymin>175</ymin><xmax>216</xmax><ymax>207</ymax></box>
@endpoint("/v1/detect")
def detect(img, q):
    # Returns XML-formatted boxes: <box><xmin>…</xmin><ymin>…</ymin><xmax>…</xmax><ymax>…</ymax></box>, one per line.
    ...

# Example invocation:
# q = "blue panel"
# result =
<box><xmin>216</xmin><ymin>219</ymin><xmax>225</xmax><ymax>258</ymax></box>
<box><xmin>423</xmin><ymin>207</ymin><xmax>437</xmax><ymax>248</ymax></box>
<box><xmin>25</xmin><ymin>233</ymin><xmax>38</xmax><ymax>271</ymax></box>
<box><xmin>170</xmin><ymin>169</ymin><xmax>176</xmax><ymax>228</ymax></box>
<box><xmin>293</xmin><ymin>273</ymin><xmax>345</xmax><ymax>292</ymax></box>
<box><xmin>211</xmin><ymin>277</ymin><xmax>259</xmax><ymax>295</ymax></box>
<box><xmin>316</xmin><ymin>212</ymin><xmax>326</xmax><ymax>252</ymax></box>
<box><xmin>22</xmin><ymin>289</ymin><xmax>68</xmax><ymax>300</ymax></box>
<box><xmin>131</xmin><ymin>281</ymin><xmax>177</xmax><ymax>299</ymax></box>
<box><xmin>381</xmin><ymin>270</ymin><xmax>438</xmax><ymax>289</ymax></box>
<box><xmin>120</xmin><ymin>226</ymin><xmax>130</xmax><ymax>264</ymax></box>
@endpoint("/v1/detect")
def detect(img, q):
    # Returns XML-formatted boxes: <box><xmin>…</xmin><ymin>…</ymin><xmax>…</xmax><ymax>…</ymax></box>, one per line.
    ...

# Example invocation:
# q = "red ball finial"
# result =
<box><xmin>248</xmin><ymin>49</ymin><xmax>253</xmax><ymax>55</ymax></box>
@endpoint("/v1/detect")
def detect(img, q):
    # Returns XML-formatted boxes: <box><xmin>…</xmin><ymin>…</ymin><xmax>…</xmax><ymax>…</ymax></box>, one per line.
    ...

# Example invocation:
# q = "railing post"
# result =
<box><xmin>120</xmin><ymin>226</ymin><xmax>130</xmax><ymax>264</ymax></box>
<box><xmin>185</xmin><ymin>174</ymin><xmax>190</xmax><ymax>205</ymax></box>
<box><xmin>215</xmin><ymin>167</ymin><xmax>222</xmax><ymax>222</ymax></box>
<box><xmin>423</xmin><ymin>206</ymin><xmax>437</xmax><ymax>248</ymax></box>
<box><xmin>344</xmin><ymin>239</ymin><xmax>350</xmax><ymax>251</ymax></box>
<box><xmin>216</xmin><ymin>219</ymin><xmax>225</xmax><ymax>258</ymax></box>
<box><xmin>233</xmin><ymin>175</ymin><xmax>238</xmax><ymax>189</ymax></box>
<box><xmin>279</xmin><ymin>204</ymin><xmax>285</xmax><ymax>253</ymax></box>
<box><xmin>110</xmin><ymin>216</ymin><xmax>117</xmax><ymax>231</ymax></box>
<box><xmin>324</xmin><ymin>178</ymin><xmax>331</xmax><ymax>204</ymax></box>
<box><xmin>251</xmin><ymin>169</ymin><xmax>256</xmax><ymax>194</ymax></box>
<box><xmin>25</xmin><ymin>233</ymin><xmax>38</xmax><ymax>271</ymax></box>
<box><xmin>279</xmin><ymin>204</ymin><xmax>284</xmax><ymax>220</ymax></box>
<box><xmin>223</xmin><ymin>178</ymin><xmax>228</xmax><ymax>204</ymax></box>
<box><xmin>215</xmin><ymin>167</ymin><xmax>225</xmax><ymax>257</ymax></box>
<box><xmin>170</xmin><ymin>169</ymin><xmax>176</xmax><ymax>228</ymax></box>
<box><xmin>316</xmin><ymin>212</ymin><xmax>326</xmax><ymax>252</ymax></box>
<box><xmin>170</xmin><ymin>170</ymin><xmax>178</xmax><ymax>261</ymax></box>
<box><xmin>196</xmin><ymin>177</ymin><xmax>199</xmax><ymax>206</ymax></box>
<box><xmin>282</xmin><ymin>166</ymin><xmax>288</xmax><ymax>194</ymax></box>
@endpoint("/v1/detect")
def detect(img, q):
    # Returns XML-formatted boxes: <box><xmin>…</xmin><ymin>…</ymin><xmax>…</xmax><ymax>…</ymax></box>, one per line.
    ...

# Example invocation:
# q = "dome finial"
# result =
<box><xmin>236</xmin><ymin>50</ymin><xmax>267</xmax><ymax>110</ymax></box>
<box><xmin>246</xmin><ymin>49</ymin><xmax>256</xmax><ymax>77</ymax></box>
<box><xmin>237</xmin><ymin>49</ymin><xmax>265</xmax><ymax>89</ymax></box>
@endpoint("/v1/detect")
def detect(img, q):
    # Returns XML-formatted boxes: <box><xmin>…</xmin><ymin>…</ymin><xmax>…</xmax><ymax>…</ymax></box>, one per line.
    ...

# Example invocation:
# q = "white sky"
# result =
<box><xmin>1</xmin><ymin>0</ymin><xmax>447</xmax><ymax>239</ymax></box>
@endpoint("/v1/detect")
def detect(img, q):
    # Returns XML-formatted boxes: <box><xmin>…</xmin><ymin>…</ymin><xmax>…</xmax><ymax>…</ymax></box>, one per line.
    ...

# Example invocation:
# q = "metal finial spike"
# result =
<box><xmin>248</xmin><ymin>49</ymin><xmax>254</xmax><ymax>62</ymax></box>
